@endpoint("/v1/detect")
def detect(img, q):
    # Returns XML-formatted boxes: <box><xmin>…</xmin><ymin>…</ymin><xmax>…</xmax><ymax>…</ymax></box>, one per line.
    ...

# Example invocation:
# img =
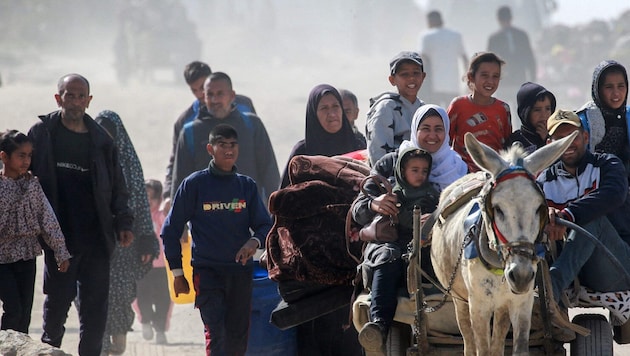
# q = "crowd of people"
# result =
<box><xmin>2</xmin><ymin>4</ymin><xmax>630</xmax><ymax>356</ymax></box>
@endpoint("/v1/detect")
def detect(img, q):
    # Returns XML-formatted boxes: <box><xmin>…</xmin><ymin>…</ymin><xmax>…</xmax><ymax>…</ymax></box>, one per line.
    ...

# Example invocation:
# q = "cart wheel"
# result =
<box><xmin>570</xmin><ymin>314</ymin><xmax>613</xmax><ymax>356</ymax></box>
<box><xmin>384</xmin><ymin>321</ymin><xmax>412</xmax><ymax>356</ymax></box>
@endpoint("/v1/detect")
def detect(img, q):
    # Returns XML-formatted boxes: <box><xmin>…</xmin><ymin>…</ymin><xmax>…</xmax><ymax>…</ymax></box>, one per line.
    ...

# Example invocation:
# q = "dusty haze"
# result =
<box><xmin>1</xmin><ymin>0</ymin><xmax>629</xmax><ymax>182</ymax></box>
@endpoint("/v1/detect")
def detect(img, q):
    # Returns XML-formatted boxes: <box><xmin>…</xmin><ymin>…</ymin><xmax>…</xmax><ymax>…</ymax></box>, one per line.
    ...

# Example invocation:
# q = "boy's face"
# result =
<box><xmin>207</xmin><ymin>138</ymin><xmax>239</xmax><ymax>171</ymax></box>
<box><xmin>529</xmin><ymin>96</ymin><xmax>553</xmax><ymax>133</ymax></box>
<box><xmin>188</xmin><ymin>76</ymin><xmax>208</xmax><ymax>101</ymax></box>
<box><xmin>389</xmin><ymin>61</ymin><xmax>425</xmax><ymax>102</ymax></box>
<box><xmin>342</xmin><ymin>97</ymin><xmax>359</xmax><ymax>124</ymax></box>
<box><xmin>403</xmin><ymin>157</ymin><xmax>430</xmax><ymax>188</ymax></box>
<box><xmin>600</xmin><ymin>72</ymin><xmax>627</xmax><ymax>110</ymax></box>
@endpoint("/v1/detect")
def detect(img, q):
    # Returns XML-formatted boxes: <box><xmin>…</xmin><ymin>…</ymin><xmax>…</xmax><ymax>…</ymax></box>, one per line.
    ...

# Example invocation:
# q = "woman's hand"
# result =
<box><xmin>370</xmin><ymin>193</ymin><xmax>399</xmax><ymax>216</ymax></box>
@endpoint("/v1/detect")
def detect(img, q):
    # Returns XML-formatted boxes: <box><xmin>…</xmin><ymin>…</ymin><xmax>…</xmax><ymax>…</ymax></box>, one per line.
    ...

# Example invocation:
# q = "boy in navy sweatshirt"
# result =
<box><xmin>161</xmin><ymin>124</ymin><xmax>272</xmax><ymax>355</ymax></box>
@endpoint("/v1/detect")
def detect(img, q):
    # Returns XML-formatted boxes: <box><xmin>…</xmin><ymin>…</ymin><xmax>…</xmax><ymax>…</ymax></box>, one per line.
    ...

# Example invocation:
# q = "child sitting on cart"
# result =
<box><xmin>353</xmin><ymin>146</ymin><xmax>439</xmax><ymax>354</ymax></box>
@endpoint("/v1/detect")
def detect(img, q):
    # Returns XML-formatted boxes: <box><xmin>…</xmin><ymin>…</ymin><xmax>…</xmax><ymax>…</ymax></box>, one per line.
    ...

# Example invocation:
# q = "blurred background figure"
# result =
<box><xmin>487</xmin><ymin>5</ymin><xmax>537</xmax><ymax>119</ymax></box>
<box><xmin>134</xmin><ymin>179</ymin><xmax>173</xmax><ymax>345</ymax></box>
<box><xmin>418</xmin><ymin>10</ymin><xmax>468</xmax><ymax>108</ymax></box>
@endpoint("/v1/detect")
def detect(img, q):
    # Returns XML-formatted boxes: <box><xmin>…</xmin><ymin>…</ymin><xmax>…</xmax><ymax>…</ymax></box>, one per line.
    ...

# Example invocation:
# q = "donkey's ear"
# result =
<box><xmin>523</xmin><ymin>131</ymin><xmax>578</xmax><ymax>175</ymax></box>
<box><xmin>464</xmin><ymin>132</ymin><xmax>507</xmax><ymax>176</ymax></box>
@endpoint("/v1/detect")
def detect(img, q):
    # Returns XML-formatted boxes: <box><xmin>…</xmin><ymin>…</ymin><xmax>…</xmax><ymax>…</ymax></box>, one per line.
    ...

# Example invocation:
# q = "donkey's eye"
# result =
<box><xmin>494</xmin><ymin>206</ymin><xmax>505</xmax><ymax>219</ymax></box>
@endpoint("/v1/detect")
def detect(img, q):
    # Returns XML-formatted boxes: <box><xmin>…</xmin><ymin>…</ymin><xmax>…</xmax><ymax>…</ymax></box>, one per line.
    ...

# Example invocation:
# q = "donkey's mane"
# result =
<box><xmin>499</xmin><ymin>143</ymin><xmax>528</xmax><ymax>166</ymax></box>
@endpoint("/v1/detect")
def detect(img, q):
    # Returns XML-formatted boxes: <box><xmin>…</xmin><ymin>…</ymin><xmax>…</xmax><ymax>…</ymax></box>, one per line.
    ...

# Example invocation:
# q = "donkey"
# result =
<box><xmin>430</xmin><ymin>131</ymin><xmax>577</xmax><ymax>356</ymax></box>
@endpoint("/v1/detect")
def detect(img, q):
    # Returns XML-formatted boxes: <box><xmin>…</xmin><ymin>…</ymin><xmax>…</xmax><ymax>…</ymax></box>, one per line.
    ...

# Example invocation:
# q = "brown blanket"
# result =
<box><xmin>266</xmin><ymin>155</ymin><xmax>368</xmax><ymax>286</ymax></box>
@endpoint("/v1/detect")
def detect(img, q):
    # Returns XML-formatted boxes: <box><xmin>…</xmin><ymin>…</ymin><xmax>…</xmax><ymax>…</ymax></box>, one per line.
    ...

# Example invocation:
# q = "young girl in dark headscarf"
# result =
<box><xmin>280</xmin><ymin>84</ymin><xmax>363</xmax><ymax>188</ymax></box>
<box><xmin>578</xmin><ymin>60</ymin><xmax>630</xmax><ymax>179</ymax></box>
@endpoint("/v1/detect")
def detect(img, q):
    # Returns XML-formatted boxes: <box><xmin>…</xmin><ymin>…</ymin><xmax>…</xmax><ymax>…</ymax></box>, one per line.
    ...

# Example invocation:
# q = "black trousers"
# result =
<box><xmin>136</xmin><ymin>267</ymin><xmax>172</xmax><ymax>332</ymax></box>
<box><xmin>0</xmin><ymin>259</ymin><xmax>36</xmax><ymax>333</ymax></box>
<box><xmin>41</xmin><ymin>247</ymin><xmax>110</xmax><ymax>356</ymax></box>
<box><xmin>195</xmin><ymin>265</ymin><xmax>253</xmax><ymax>356</ymax></box>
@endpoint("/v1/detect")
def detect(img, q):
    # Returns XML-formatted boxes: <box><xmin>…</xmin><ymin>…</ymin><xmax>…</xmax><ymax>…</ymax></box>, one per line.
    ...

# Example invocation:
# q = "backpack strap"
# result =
<box><xmin>368</xmin><ymin>92</ymin><xmax>402</xmax><ymax>108</ymax></box>
<box><xmin>184</xmin><ymin>104</ymin><xmax>256</xmax><ymax>156</ymax></box>
<box><xmin>183</xmin><ymin>120</ymin><xmax>195</xmax><ymax>157</ymax></box>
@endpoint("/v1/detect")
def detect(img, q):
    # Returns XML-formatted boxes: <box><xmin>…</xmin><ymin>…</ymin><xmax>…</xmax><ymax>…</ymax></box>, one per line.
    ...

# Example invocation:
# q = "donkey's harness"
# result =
<box><xmin>425</xmin><ymin>164</ymin><xmax>548</xmax><ymax>312</ymax></box>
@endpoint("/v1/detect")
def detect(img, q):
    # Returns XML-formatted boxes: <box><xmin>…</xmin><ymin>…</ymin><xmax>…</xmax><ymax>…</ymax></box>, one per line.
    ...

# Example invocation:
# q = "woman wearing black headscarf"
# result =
<box><xmin>280</xmin><ymin>84</ymin><xmax>364</xmax><ymax>188</ymax></box>
<box><xmin>277</xmin><ymin>84</ymin><xmax>364</xmax><ymax>355</ymax></box>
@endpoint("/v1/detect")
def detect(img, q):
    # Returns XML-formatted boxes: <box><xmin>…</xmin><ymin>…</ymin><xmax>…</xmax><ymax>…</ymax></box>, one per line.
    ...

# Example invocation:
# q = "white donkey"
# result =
<box><xmin>430</xmin><ymin>131</ymin><xmax>577</xmax><ymax>356</ymax></box>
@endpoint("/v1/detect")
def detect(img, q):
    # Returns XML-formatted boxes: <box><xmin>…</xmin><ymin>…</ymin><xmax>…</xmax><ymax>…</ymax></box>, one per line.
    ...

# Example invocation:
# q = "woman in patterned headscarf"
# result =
<box><xmin>95</xmin><ymin>110</ymin><xmax>158</xmax><ymax>354</ymax></box>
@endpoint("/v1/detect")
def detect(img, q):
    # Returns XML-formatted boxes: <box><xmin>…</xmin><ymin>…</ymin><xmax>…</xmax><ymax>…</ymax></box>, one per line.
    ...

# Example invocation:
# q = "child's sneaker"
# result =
<box><xmin>142</xmin><ymin>323</ymin><xmax>154</xmax><ymax>340</ymax></box>
<box><xmin>155</xmin><ymin>332</ymin><xmax>168</xmax><ymax>345</ymax></box>
<box><xmin>358</xmin><ymin>321</ymin><xmax>386</xmax><ymax>356</ymax></box>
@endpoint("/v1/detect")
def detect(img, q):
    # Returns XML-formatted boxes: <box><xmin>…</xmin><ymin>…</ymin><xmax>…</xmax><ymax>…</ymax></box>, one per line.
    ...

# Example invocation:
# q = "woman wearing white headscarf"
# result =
<box><xmin>351</xmin><ymin>104</ymin><xmax>466</xmax><ymax>349</ymax></box>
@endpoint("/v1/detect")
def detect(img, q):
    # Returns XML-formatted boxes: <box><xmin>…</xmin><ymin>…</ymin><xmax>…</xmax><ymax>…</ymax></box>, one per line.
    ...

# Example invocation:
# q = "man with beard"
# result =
<box><xmin>538</xmin><ymin>109</ymin><xmax>630</xmax><ymax>306</ymax></box>
<box><xmin>163</xmin><ymin>61</ymin><xmax>256</xmax><ymax>207</ymax></box>
<box><xmin>171</xmin><ymin>72</ymin><xmax>279</xmax><ymax>206</ymax></box>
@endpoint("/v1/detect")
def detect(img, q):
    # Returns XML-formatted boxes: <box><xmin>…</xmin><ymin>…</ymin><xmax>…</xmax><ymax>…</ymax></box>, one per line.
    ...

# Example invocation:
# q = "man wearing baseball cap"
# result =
<box><xmin>537</xmin><ymin>109</ymin><xmax>630</xmax><ymax>323</ymax></box>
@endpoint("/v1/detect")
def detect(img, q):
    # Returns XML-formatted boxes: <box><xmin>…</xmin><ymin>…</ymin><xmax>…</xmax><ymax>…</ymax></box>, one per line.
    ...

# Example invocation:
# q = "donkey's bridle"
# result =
<box><xmin>481</xmin><ymin>165</ymin><xmax>548</xmax><ymax>264</ymax></box>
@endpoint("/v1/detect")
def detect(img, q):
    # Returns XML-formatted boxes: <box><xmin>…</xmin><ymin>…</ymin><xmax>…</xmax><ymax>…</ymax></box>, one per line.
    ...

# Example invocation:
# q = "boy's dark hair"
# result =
<box><xmin>57</xmin><ymin>73</ymin><xmax>90</xmax><ymax>95</ymax></box>
<box><xmin>339</xmin><ymin>89</ymin><xmax>358</xmax><ymax>107</ymax></box>
<box><xmin>0</xmin><ymin>129</ymin><xmax>31</xmax><ymax>156</ymax></box>
<box><xmin>207</xmin><ymin>72</ymin><xmax>233</xmax><ymax>89</ymax></box>
<box><xmin>209</xmin><ymin>124</ymin><xmax>238</xmax><ymax>145</ymax></box>
<box><xmin>400</xmin><ymin>148</ymin><xmax>433</xmax><ymax>177</ymax></box>
<box><xmin>184</xmin><ymin>61</ymin><xmax>212</xmax><ymax>84</ymax></box>
<box><xmin>145</xmin><ymin>179</ymin><xmax>163</xmax><ymax>200</ymax></box>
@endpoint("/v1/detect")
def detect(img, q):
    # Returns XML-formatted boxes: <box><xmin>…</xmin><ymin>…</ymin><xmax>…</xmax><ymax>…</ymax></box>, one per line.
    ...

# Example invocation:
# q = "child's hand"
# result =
<box><xmin>371</xmin><ymin>193</ymin><xmax>399</xmax><ymax>217</ymax></box>
<box><xmin>235</xmin><ymin>239</ymin><xmax>259</xmax><ymax>265</ymax></box>
<box><xmin>173</xmin><ymin>275</ymin><xmax>190</xmax><ymax>296</ymax></box>
<box><xmin>58</xmin><ymin>259</ymin><xmax>70</xmax><ymax>273</ymax></box>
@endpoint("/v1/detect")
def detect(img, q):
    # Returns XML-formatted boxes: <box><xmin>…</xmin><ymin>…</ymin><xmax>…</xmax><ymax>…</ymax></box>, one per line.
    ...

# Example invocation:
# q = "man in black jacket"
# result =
<box><xmin>28</xmin><ymin>73</ymin><xmax>134</xmax><ymax>356</ymax></box>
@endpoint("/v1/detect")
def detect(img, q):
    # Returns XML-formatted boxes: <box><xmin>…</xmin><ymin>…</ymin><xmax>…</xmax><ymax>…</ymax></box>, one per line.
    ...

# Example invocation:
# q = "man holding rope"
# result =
<box><xmin>538</xmin><ymin>109</ymin><xmax>630</xmax><ymax>304</ymax></box>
